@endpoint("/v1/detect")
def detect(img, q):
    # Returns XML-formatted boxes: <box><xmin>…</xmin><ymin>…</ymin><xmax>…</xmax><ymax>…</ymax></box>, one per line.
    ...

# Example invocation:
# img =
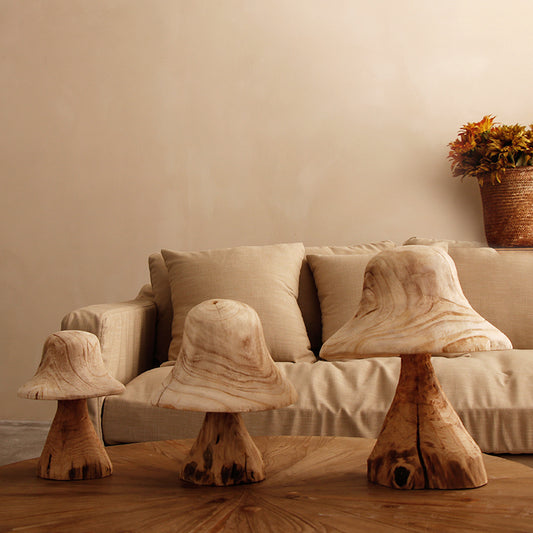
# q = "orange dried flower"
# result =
<box><xmin>448</xmin><ymin>116</ymin><xmax>533</xmax><ymax>185</ymax></box>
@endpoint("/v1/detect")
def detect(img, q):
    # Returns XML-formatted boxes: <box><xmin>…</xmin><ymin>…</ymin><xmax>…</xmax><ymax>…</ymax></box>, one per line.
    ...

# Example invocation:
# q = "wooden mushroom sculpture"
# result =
<box><xmin>18</xmin><ymin>330</ymin><xmax>125</xmax><ymax>480</ymax></box>
<box><xmin>321</xmin><ymin>245</ymin><xmax>512</xmax><ymax>490</ymax></box>
<box><xmin>152</xmin><ymin>298</ymin><xmax>297</xmax><ymax>486</ymax></box>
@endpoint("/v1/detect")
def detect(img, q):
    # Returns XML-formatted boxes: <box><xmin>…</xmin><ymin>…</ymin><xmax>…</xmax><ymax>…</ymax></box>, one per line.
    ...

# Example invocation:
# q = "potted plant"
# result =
<box><xmin>448</xmin><ymin>116</ymin><xmax>533</xmax><ymax>247</ymax></box>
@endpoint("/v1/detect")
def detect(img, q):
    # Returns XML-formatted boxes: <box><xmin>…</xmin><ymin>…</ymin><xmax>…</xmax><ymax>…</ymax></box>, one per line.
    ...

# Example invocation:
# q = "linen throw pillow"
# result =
<box><xmin>307</xmin><ymin>253</ymin><xmax>377</xmax><ymax>343</ymax></box>
<box><xmin>162</xmin><ymin>243</ymin><xmax>315</xmax><ymax>363</ymax></box>
<box><xmin>301</xmin><ymin>241</ymin><xmax>397</xmax><ymax>354</ymax></box>
<box><xmin>448</xmin><ymin>246</ymin><xmax>533</xmax><ymax>349</ymax></box>
<box><xmin>149</xmin><ymin>253</ymin><xmax>175</xmax><ymax>364</ymax></box>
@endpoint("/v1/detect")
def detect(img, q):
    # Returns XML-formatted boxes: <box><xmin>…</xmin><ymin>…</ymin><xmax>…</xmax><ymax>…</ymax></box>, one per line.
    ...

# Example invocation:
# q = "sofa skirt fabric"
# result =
<box><xmin>103</xmin><ymin>350</ymin><xmax>533</xmax><ymax>454</ymax></box>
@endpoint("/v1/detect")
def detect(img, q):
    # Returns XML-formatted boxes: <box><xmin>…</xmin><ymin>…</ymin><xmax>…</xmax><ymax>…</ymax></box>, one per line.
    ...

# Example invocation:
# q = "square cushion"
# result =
<box><xmin>301</xmin><ymin>241</ymin><xmax>397</xmax><ymax>353</ymax></box>
<box><xmin>307</xmin><ymin>253</ymin><xmax>377</xmax><ymax>342</ymax></box>
<box><xmin>449</xmin><ymin>247</ymin><xmax>533</xmax><ymax>349</ymax></box>
<box><xmin>403</xmin><ymin>240</ymin><xmax>533</xmax><ymax>349</ymax></box>
<box><xmin>162</xmin><ymin>243</ymin><xmax>314</xmax><ymax>363</ymax></box>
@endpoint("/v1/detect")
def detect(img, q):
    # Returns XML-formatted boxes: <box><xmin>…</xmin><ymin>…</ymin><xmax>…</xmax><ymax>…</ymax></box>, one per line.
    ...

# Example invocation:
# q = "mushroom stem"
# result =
<box><xmin>367</xmin><ymin>353</ymin><xmax>487</xmax><ymax>489</ymax></box>
<box><xmin>38</xmin><ymin>399</ymin><xmax>112</xmax><ymax>480</ymax></box>
<box><xmin>180</xmin><ymin>412</ymin><xmax>265</xmax><ymax>486</ymax></box>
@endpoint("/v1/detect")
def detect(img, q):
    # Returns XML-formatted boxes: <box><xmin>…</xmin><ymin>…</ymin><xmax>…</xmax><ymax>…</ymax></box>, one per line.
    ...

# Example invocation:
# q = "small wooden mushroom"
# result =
<box><xmin>152</xmin><ymin>298</ymin><xmax>297</xmax><ymax>486</ymax></box>
<box><xmin>320</xmin><ymin>246</ymin><xmax>512</xmax><ymax>490</ymax></box>
<box><xmin>18</xmin><ymin>330</ymin><xmax>125</xmax><ymax>480</ymax></box>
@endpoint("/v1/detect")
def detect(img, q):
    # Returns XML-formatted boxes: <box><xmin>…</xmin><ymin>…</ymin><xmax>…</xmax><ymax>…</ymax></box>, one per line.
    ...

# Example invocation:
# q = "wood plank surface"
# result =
<box><xmin>0</xmin><ymin>436</ymin><xmax>532</xmax><ymax>532</ymax></box>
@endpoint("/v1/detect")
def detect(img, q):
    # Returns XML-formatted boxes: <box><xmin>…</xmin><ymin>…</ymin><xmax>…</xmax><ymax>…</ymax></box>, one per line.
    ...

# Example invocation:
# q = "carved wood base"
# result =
<box><xmin>180</xmin><ymin>412</ymin><xmax>265</xmax><ymax>486</ymax></box>
<box><xmin>367</xmin><ymin>353</ymin><xmax>488</xmax><ymax>490</ymax></box>
<box><xmin>38</xmin><ymin>399</ymin><xmax>112</xmax><ymax>480</ymax></box>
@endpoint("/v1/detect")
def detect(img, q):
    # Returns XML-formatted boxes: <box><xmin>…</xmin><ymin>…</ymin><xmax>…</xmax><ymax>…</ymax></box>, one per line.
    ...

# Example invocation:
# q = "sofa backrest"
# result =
<box><xmin>304</xmin><ymin>242</ymin><xmax>533</xmax><ymax>351</ymax></box>
<box><xmin>148</xmin><ymin>242</ymin><xmax>396</xmax><ymax>362</ymax></box>
<box><xmin>148</xmin><ymin>241</ymin><xmax>533</xmax><ymax>364</ymax></box>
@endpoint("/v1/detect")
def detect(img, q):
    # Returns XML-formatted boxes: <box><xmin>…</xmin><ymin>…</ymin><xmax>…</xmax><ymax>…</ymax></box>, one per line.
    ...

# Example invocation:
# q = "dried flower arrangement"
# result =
<box><xmin>448</xmin><ymin>116</ymin><xmax>533</xmax><ymax>185</ymax></box>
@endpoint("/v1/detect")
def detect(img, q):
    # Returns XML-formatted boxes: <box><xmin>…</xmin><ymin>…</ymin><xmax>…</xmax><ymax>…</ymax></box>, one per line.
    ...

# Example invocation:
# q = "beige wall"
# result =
<box><xmin>2</xmin><ymin>0</ymin><xmax>533</xmax><ymax>420</ymax></box>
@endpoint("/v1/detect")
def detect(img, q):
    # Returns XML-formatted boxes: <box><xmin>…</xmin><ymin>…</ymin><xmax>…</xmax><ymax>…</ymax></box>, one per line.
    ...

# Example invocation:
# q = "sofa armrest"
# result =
<box><xmin>60</xmin><ymin>286</ymin><xmax>157</xmax><ymax>442</ymax></box>
<box><xmin>60</xmin><ymin>286</ymin><xmax>157</xmax><ymax>385</ymax></box>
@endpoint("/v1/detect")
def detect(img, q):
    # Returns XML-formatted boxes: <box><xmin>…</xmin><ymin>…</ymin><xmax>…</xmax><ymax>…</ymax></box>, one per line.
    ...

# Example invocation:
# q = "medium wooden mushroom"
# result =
<box><xmin>320</xmin><ymin>245</ymin><xmax>512</xmax><ymax>490</ymax></box>
<box><xmin>152</xmin><ymin>298</ymin><xmax>297</xmax><ymax>486</ymax></box>
<box><xmin>18</xmin><ymin>330</ymin><xmax>125</xmax><ymax>480</ymax></box>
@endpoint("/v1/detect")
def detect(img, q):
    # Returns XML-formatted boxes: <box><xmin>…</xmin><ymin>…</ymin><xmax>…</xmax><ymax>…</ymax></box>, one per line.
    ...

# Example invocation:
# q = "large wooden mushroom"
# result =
<box><xmin>320</xmin><ymin>245</ymin><xmax>512</xmax><ymax>490</ymax></box>
<box><xmin>18</xmin><ymin>330</ymin><xmax>125</xmax><ymax>480</ymax></box>
<box><xmin>152</xmin><ymin>298</ymin><xmax>297</xmax><ymax>486</ymax></box>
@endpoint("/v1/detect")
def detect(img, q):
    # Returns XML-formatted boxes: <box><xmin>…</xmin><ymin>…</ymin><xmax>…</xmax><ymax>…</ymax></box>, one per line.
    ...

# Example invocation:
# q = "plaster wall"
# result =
<box><xmin>2</xmin><ymin>0</ymin><xmax>532</xmax><ymax>419</ymax></box>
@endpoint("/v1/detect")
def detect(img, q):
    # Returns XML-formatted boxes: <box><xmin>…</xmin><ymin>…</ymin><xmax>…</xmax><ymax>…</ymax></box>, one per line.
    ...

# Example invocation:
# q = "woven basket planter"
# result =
<box><xmin>479</xmin><ymin>167</ymin><xmax>533</xmax><ymax>247</ymax></box>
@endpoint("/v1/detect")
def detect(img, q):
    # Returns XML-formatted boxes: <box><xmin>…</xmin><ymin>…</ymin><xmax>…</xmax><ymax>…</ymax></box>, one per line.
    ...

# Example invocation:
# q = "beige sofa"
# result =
<box><xmin>61</xmin><ymin>239</ymin><xmax>533</xmax><ymax>454</ymax></box>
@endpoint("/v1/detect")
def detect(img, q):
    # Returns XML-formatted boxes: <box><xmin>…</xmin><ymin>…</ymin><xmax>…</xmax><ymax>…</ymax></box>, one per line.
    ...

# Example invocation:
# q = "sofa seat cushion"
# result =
<box><xmin>102</xmin><ymin>350</ymin><xmax>533</xmax><ymax>454</ymax></box>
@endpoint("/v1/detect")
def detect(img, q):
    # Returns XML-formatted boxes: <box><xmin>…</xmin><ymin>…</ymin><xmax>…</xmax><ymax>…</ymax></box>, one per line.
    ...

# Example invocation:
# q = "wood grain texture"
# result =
<box><xmin>367</xmin><ymin>354</ymin><xmax>487</xmax><ymax>490</ymax></box>
<box><xmin>152</xmin><ymin>299</ymin><xmax>297</xmax><ymax>412</ymax></box>
<box><xmin>37</xmin><ymin>399</ymin><xmax>113</xmax><ymax>480</ymax></box>
<box><xmin>18</xmin><ymin>330</ymin><xmax>125</xmax><ymax>400</ymax></box>
<box><xmin>180</xmin><ymin>412</ymin><xmax>265</xmax><ymax>486</ymax></box>
<box><xmin>17</xmin><ymin>331</ymin><xmax>124</xmax><ymax>480</ymax></box>
<box><xmin>1</xmin><ymin>437</ymin><xmax>532</xmax><ymax>533</ymax></box>
<box><xmin>321</xmin><ymin>246</ymin><xmax>512</xmax><ymax>360</ymax></box>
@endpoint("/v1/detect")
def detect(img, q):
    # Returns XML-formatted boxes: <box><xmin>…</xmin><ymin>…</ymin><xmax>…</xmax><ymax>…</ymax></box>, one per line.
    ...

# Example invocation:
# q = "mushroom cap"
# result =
<box><xmin>152</xmin><ymin>299</ymin><xmax>297</xmax><ymax>412</ymax></box>
<box><xmin>320</xmin><ymin>246</ymin><xmax>512</xmax><ymax>359</ymax></box>
<box><xmin>18</xmin><ymin>330</ymin><xmax>125</xmax><ymax>400</ymax></box>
